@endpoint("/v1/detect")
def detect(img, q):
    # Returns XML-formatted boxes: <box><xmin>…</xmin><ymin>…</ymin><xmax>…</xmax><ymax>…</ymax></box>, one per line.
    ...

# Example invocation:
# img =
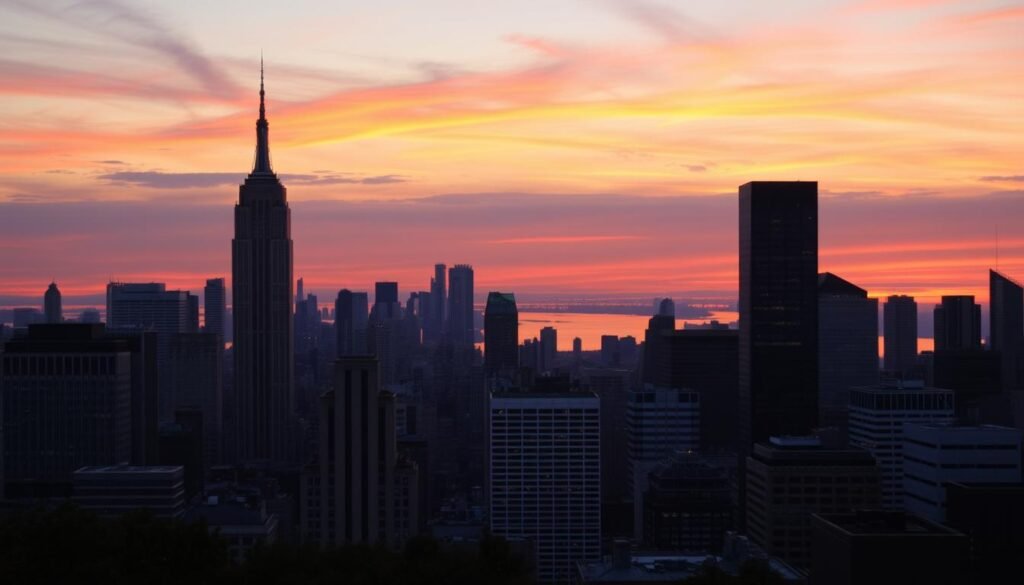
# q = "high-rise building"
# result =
<box><xmin>934</xmin><ymin>295</ymin><xmax>982</xmax><ymax>351</ymax></box>
<box><xmin>582</xmin><ymin>367</ymin><xmax>632</xmax><ymax>535</ymax></box>
<box><xmin>372</xmin><ymin>282</ymin><xmax>400</xmax><ymax>321</ymax></box>
<box><xmin>641</xmin><ymin>314</ymin><xmax>675</xmax><ymax>385</ymax></box>
<box><xmin>658</xmin><ymin>298</ymin><xmax>675</xmax><ymax>317</ymax></box>
<box><xmin>484</xmin><ymin>292</ymin><xmax>519</xmax><ymax>378</ymax></box>
<box><xmin>903</xmin><ymin>423</ymin><xmax>1022</xmax><ymax>523</ymax></box>
<box><xmin>883</xmin><ymin>295</ymin><xmax>917</xmax><ymax>376</ymax></box>
<box><xmin>745</xmin><ymin>437</ymin><xmax>881</xmax><ymax>571</ymax></box>
<box><xmin>203</xmin><ymin>278</ymin><xmax>226</xmax><ymax>340</ymax></box>
<box><xmin>990</xmin><ymin>269</ymin><xmax>1024</xmax><ymax>390</ymax></box>
<box><xmin>43</xmin><ymin>281</ymin><xmax>62</xmax><ymax>323</ymax></box>
<box><xmin>650</xmin><ymin>329</ymin><xmax>738</xmax><ymax>453</ymax></box>
<box><xmin>642</xmin><ymin>452</ymin><xmax>733</xmax><ymax>553</ymax></box>
<box><xmin>810</xmin><ymin>510</ymin><xmax>968</xmax><ymax>585</ymax></box>
<box><xmin>187</xmin><ymin>293</ymin><xmax>200</xmax><ymax>333</ymax></box>
<box><xmin>231</xmin><ymin>67</ymin><xmax>294</xmax><ymax>464</ymax></box>
<box><xmin>167</xmin><ymin>333</ymin><xmax>223</xmax><ymax>464</ymax></box>
<box><xmin>447</xmin><ymin>265</ymin><xmax>474</xmax><ymax>346</ymax></box>
<box><xmin>738</xmin><ymin>182</ymin><xmax>819</xmax><ymax>450</ymax></box>
<box><xmin>489</xmin><ymin>391</ymin><xmax>601</xmax><ymax>584</ymax></box>
<box><xmin>106</xmin><ymin>282</ymin><xmax>191</xmax><ymax>422</ymax></box>
<box><xmin>818</xmin><ymin>273</ymin><xmax>878</xmax><ymax>436</ymax></box>
<box><xmin>335</xmin><ymin>289</ymin><xmax>369</xmax><ymax>357</ymax></box>
<box><xmin>1</xmin><ymin>324</ymin><xmax>133</xmax><ymax>497</ymax></box>
<box><xmin>848</xmin><ymin>382</ymin><xmax>955</xmax><ymax>509</ymax></box>
<box><xmin>539</xmin><ymin>326</ymin><xmax>557</xmax><ymax>373</ymax></box>
<box><xmin>601</xmin><ymin>335</ymin><xmax>620</xmax><ymax>367</ymax></box>
<box><xmin>425</xmin><ymin>263</ymin><xmax>446</xmax><ymax>342</ymax></box>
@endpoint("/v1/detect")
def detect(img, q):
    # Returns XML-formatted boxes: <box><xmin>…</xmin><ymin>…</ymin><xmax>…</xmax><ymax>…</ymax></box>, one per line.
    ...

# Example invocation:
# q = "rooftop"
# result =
<box><xmin>814</xmin><ymin>510</ymin><xmax>961</xmax><ymax>537</ymax></box>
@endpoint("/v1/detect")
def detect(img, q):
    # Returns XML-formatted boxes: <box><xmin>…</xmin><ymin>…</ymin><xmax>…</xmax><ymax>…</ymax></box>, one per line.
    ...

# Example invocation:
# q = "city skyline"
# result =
<box><xmin>2</xmin><ymin>0</ymin><xmax>1023</xmax><ymax>303</ymax></box>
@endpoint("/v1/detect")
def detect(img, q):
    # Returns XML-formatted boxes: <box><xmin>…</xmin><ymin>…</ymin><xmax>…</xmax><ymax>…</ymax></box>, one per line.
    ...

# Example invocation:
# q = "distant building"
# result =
<box><xmin>335</xmin><ymin>289</ymin><xmax>369</xmax><ymax>357</ymax></box>
<box><xmin>934</xmin><ymin>295</ymin><xmax>981</xmax><ymax>352</ymax></box>
<box><xmin>489</xmin><ymin>391</ymin><xmax>601</xmax><ymax>584</ymax></box>
<box><xmin>643</xmin><ymin>452</ymin><xmax>732</xmax><ymax>553</ymax></box>
<box><xmin>447</xmin><ymin>265</ymin><xmax>475</xmax><ymax>346</ymax></box>
<box><xmin>539</xmin><ymin>326</ymin><xmax>557</xmax><ymax>373</ymax></box>
<box><xmin>745</xmin><ymin>436</ymin><xmax>880</xmax><ymax>570</ymax></box>
<box><xmin>817</xmin><ymin>273</ymin><xmax>878</xmax><ymax>437</ymax></box>
<box><xmin>627</xmin><ymin>385</ymin><xmax>700</xmax><ymax>497</ymax></box>
<box><xmin>424</xmin><ymin>263</ymin><xmax>447</xmax><ymax>342</ymax></box>
<box><xmin>1</xmin><ymin>324</ymin><xmax>135</xmax><ymax>497</ymax></box>
<box><xmin>990</xmin><ymin>269</ymin><xmax>1024</xmax><ymax>390</ymax></box>
<box><xmin>203</xmin><ymin>278</ymin><xmax>226</xmax><ymax>340</ymax></box>
<box><xmin>601</xmin><ymin>335</ymin><xmax>620</xmax><ymax>367</ymax></box>
<box><xmin>72</xmin><ymin>465</ymin><xmax>186</xmax><ymax>519</ymax></box>
<box><xmin>167</xmin><ymin>333</ymin><xmax>223</xmax><ymax>462</ymax></box>
<box><xmin>43</xmin><ymin>281</ymin><xmax>62</xmax><ymax>323</ymax></box>
<box><xmin>80</xmin><ymin>308</ymin><xmax>102</xmax><ymax>324</ymax></box>
<box><xmin>883</xmin><ymin>295</ymin><xmax>917</xmax><ymax>376</ymax></box>
<box><xmin>583</xmin><ymin>368</ymin><xmax>632</xmax><ymax>534</ymax></box>
<box><xmin>903</xmin><ymin>423</ymin><xmax>1023</xmax><ymax>523</ymax></box>
<box><xmin>848</xmin><ymin>382</ymin><xmax>955</xmax><ymax>509</ymax></box>
<box><xmin>12</xmin><ymin>307</ymin><xmax>43</xmax><ymax>328</ymax></box>
<box><xmin>810</xmin><ymin>510</ymin><xmax>968</xmax><ymax>585</ymax></box>
<box><xmin>641</xmin><ymin>314</ymin><xmax>675</xmax><ymax>385</ymax></box>
<box><xmin>484</xmin><ymin>292</ymin><xmax>519</xmax><ymax>379</ymax></box>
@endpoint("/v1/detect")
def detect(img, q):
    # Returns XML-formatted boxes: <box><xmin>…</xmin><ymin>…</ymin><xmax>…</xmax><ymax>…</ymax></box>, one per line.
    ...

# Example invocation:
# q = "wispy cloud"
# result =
<box><xmin>980</xmin><ymin>175</ymin><xmax>1024</xmax><ymax>183</ymax></box>
<box><xmin>486</xmin><ymin>235</ymin><xmax>646</xmax><ymax>245</ymax></box>
<box><xmin>97</xmin><ymin>171</ymin><xmax>408</xmax><ymax>189</ymax></box>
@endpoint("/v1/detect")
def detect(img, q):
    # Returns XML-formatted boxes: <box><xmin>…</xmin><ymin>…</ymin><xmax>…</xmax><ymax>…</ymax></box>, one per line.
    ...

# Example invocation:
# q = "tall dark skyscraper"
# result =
<box><xmin>43</xmin><ymin>281</ymin><xmax>62</xmax><ymax>323</ymax></box>
<box><xmin>448</xmin><ymin>264</ymin><xmax>474</xmax><ymax>346</ymax></box>
<box><xmin>990</xmin><ymin>270</ymin><xmax>1024</xmax><ymax>390</ymax></box>
<box><xmin>203</xmin><ymin>278</ymin><xmax>226</xmax><ymax>340</ymax></box>
<box><xmin>426</xmin><ymin>263</ymin><xmax>446</xmax><ymax>342</ymax></box>
<box><xmin>883</xmin><ymin>295</ymin><xmax>918</xmax><ymax>375</ymax></box>
<box><xmin>484</xmin><ymin>292</ymin><xmax>519</xmax><ymax>378</ymax></box>
<box><xmin>372</xmin><ymin>282</ymin><xmax>400</xmax><ymax>321</ymax></box>
<box><xmin>231</xmin><ymin>65</ymin><xmax>294</xmax><ymax>463</ymax></box>
<box><xmin>738</xmin><ymin>181</ymin><xmax>819</xmax><ymax>450</ymax></box>
<box><xmin>934</xmin><ymin>295</ymin><xmax>981</xmax><ymax>351</ymax></box>
<box><xmin>539</xmin><ymin>326</ymin><xmax>557</xmax><ymax>373</ymax></box>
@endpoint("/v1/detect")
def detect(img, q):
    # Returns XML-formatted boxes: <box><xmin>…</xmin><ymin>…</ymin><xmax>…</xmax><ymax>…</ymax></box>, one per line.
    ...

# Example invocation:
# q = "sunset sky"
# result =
<box><xmin>1</xmin><ymin>0</ymin><xmax>1022</xmax><ymax>310</ymax></box>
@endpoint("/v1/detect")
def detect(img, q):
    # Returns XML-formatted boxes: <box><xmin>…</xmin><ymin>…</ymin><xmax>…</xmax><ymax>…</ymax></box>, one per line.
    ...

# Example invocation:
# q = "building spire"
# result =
<box><xmin>253</xmin><ymin>54</ymin><xmax>273</xmax><ymax>174</ymax></box>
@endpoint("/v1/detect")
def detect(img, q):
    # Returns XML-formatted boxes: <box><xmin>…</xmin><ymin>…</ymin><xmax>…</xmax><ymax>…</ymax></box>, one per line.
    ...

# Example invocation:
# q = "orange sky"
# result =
<box><xmin>1</xmin><ymin>0</ymin><xmax>1022</xmax><ymax>311</ymax></box>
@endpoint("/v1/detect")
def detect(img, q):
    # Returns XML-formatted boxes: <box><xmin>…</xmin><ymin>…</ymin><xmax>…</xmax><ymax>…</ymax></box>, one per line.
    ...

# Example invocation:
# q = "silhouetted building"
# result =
<box><xmin>489</xmin><ymin>391</ymin><xmax>601</xmax><ymax>584</ymax></box>
<box><xmin>643</xmin><ymin>452</ymin><xmax>732</xmax><ymax>553</ymax></box>
<box><xmin>652</xmin><ymin>329</ymin><xmax>738</xmax><ymax>453</ymax></box>
<box><xmin>231</xmin><ymin>68</ymin><xmax>295</xmax><ymax>464</ymax></box>
<box><xmin>167</xmin><ymin>333</ymin><xmax>223</xmax><ymax>463</ymax></box>
<box><xmin>157</xmin><ymin>409</ymin><xmax>204</xmax><ymax>500</ymax></box>
<box><xmin>43</xmin><ymin>281</ymin><xmax>62</xmax><ymax>323</ymax></box>
<box><xmin>601</xmin><ymin>335</ymin><xmax>620</xmax><ymax>367</ymax></box>
<box><xmin>425</xmin><ymin>263</ymin><xmax>446</xmax><ymax>342</ymax></box>
<box><xmin>945</xmin><ymin>481</ymin><xmax>1024</xmax><ymax>585</ymax></box>
<box><xmin>641</xmin><ymin>314</ymin><xmax>675</xmax><ymax>385</ymax></box>
<box><xmin>187</xmin><ymin>293</ymin><xmax>200</xmax><ymax>333</ymax></box>
<box><xmin>484</xmin><ymin>292</ymin><xmax>519</xmax><ymax>379</ymax></box>
<box><xmin>12</xmin><ymin>307</ymin><xmax>43</xmax><ymax>328</ymax></box>
<box><xmin>80</xmin><ymin>308</ymin><xmax>101</xmax><ymax>324</ymax></box>
<box><xmin>932</xmin><ymin>349</ymin><xmax>1002</xmax><ymax>422</ymax></box>
<box><xmin>810</xmin><ymin>510</ymin><xmax>968</xmax><ymax>585</ymax></box>
<box><xmin>848</xmin><ymin>382</ymin><xmax>954</xmax><ymax>509</ymax></box>
<box><xmin>447</xmin><ymin>265</ymin><xmax>474</xmax><ymax>346</ymax></box>
<box><xmin>745</xmin><ymin>437</ymin><xmax>880</xmax><ymax>570</ymax></box>
<box><xmin>934</xmin><ymin>295</ymin><xmax>981</xmax><ymax>352</ymax></box>
<box><xmin>372</xmin><ymin>281</ymin><xmax>400</xmax><ymax>320</ymax></box>
<box><xmin>738</xmin><ymin>181</ymin><xmax>819</xmax><ymax>449</ymax></box>
<box><xmin>883</xmin><ymin>295</ymin><xmax>917</xmax><ymax>376</ymax></box>
<box><xmin>818</xmin><ymin>273</ymin><xmax>878</xmax><ymax>437</ymax></box>
<box><xmin>583</xmin><ymin>368</ymin><xmax>632</xmax><ymax>535</ymax></box>
<box><xmin>73</xmin><ymin>465</ymin><xmax>186</xmax><ymax>519</ymax></box>
<box><xmin>335</xmin><ymin>289</ymin><xmax>369</xmax><ymax>357</ymax></box>
<box><xmin>990</xmin><ymin>269</ymin><xmax>1024</xmax><ymax>390</ymax></box>
<box><xmin>903</xmin><ymin>423</ymin><xmax>1022</xmax><ymax>523</ymax></box>
<box><xmin>2</xmin><ymin>324</ymin><xmax>133</xmax><ymax>497</ymax></box>
<box><xmin>658</xmin><ymin>297</ymin><xmax>675</xmax><ymax>317</ymax></box>
<box><xmin>539</xmin><ymin>326</ymin><xmax>557</xmax><ymax>373</ymax></box>
<box><xmin>204</xmin><ymin>278</ymin><xmax>226</xmax><ymax>340</ymax></box>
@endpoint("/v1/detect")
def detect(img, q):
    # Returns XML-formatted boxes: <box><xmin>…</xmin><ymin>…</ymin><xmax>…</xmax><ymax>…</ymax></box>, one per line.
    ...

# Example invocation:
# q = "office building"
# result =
<box><xmin>601</xmin><ymin>335</ymin><xmax>620</xmax><ymax>367</ymax></box>
<box><xmin>934</xmin><ymin>295</ymin><xmax>981</xmax><ymax>351</ymax></box>
<box><xmin>335</xmin><ymin>289</ymin><xmax>369</xmax><ymax>357</ymax></box>
<box><xmin>990</xmin><ymin>269</ymin><xmax>1024</xmax><ymax>390</ymax></box>
<box><xmin>12</xmin><ymin>308</ymin><xmax>43</xmax><ymax>328</ymax></box>
<box><xmin>166</xmin><ymin>332</ymin><xmax>223</xmax><ymax>463</ymax></box>
<box><xmin>489</xmin><ymin>391</ymin><xmax>601</xmax><ymax>584</ymax></box>
<box><xmin>203</xmin><ymin>278</ymin><xmax>226</xmax><ymax>340</ymax></box>
<box><xmin>1</xmin><ymin>324</ymin><xmax>133</xmax><ymax>497</ymax></box>
<box><xmin>72</xmin><ymin>465</ymin><xmax>186</xmax><ymax>519</ymax></box>
<box><xmin>425</xmin><ymin>263</ymin><xmax>446</xmax><ymax>342</ymax></box>
<box><xmin>372</xmin><ymin>281</ymin><xmax>400</xmax><ymax>321</ymax></box>
<box><xmin>738</xmin><ymin>182</ymin><xmax>819</xmax><ymax>449</ymax></box>
<box><xmin>43</xmin><ymin>281</ymin><xmax>62</xmax><ymax>323</ymax></box>
<box><xmin>745</xmin><ymin>437</ymin><xmax>881</xmax><ymax>570</ymax></box>
<box><xmin>903</xmin><ymin>423</ymin><xmax>1022</xmax><ymax>522</ymax></box>
<box><xmin>810</xmin><ymin>510</ymin><xmax>968</xmax><ymax>585</ymax></box>
<box><xmin>447</xmin><ymin>264</ymin><xmax>474</xmax><ymax>346</ymax></box>
<box><xmin>883</xmin><ymin>295</ymin><xmax>917</xmax><ymax>376</ymax></box>
<box><xmin>186</xmin><ymin>496</ymin><xmax>279</xmax><ymax>564</ymax></box>
<box><xmin>818</xmin><ymin>273</ymin><xmax>878</xmax><ymax>436</ymax></box>
<box><xmin>626</xmin><ymin>385</ymin><xmax>700</xmax><ymax>494</ymax></box>
<box><xmin>539</xmin><ymin>326</ymin><xmax>557</xmax><ymax>373</ymax></box>
<box><xmin>231</xmin><ymin>69</ymin><xmax>295</xmax><ymax>464</ymax></box>
<box><xmin>641</xmin><ymin>314</ymin><xmax>675</xmax><ymax>385</ymax></box>
<box><xmin>848</xmin><ymin>382</ymin><xmax>955</xmax><ymax>509</ymax></box>
<box><xmin>582</xmin><ymin>367</ymin><xmax>632</xmax><ymax>533</ymax></box>
<box><xmin>642</xmin><ymin>452</ymin><xmax>732</xmax><ymax>553</ymax></box>
<box><xmin>651</xmin><ymin>329</ymin><xmax>738</xmax><ymax>453</ymax></box>
<box><xmin>484</xmin><ymin>292</ymin><xmax>519</xmax><ymax>378</ymax></box>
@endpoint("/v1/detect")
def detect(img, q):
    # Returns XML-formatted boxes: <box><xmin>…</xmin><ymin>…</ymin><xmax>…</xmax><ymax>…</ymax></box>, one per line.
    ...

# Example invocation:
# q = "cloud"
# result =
<box><xmin>684</xmin><ymin>165</ymin><xmax>707</xmax><ymax>172</ymax></box>
<box><xmin>486</xmin><ymin>235</ymin><xmax>647</xmax><ymax>245</ymax></box>
<box><xmin>602</xmin><ymin>0</ymin><xmax>715</xmax><ymax>43</ymax></box>
<box><xmin>96</xmin><ymin>171</ymin><xmax>408</xmax><ymax>189</ymax></box>
<box><xmin>980</xmin><ymin>175</ymin><xmax>1024</xmax><ymax>183</ymax></box>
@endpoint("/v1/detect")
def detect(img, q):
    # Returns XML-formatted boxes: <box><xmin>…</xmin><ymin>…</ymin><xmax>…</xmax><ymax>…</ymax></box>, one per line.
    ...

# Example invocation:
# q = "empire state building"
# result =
<box><xmin>232</xmin><ymin>64</ymin><xmax>294</xmax><ymax>463</ymax></box>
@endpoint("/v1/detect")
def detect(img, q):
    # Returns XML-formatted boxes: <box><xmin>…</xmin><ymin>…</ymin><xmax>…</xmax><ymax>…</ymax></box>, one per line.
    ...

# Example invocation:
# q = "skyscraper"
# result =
<box><xmin>447</xmin><ymin>264</ymin><xmax>474</xmax><ymax>346</ymax></box>
<box><xmin>372</xmin><ymin>282</ymin><xmax>400</xmax><ymax>321</ymax></box>
<box><xmin>817</xmin><ymin>272</ymin><xmax>878</xmax><ymax>436</ymax></box>
<box><xmin>425</xmin><ymin>263</ymin><xmax>446</xmax><ymax>342</ymax></box>
<box><xmin>539</xmin><ymin>326</ymin><xmax>557</xmax><ymax>373</ymax></box>
<box><xmin>203</xmin><ymin>278</ymin><xmax>226</xmax><ymax>340</ymax></box>
<box><xmin>43</xmin><ymin>281</ymin><xmax>62</xmax><ymax>323</ymax></box>
<box><xmin>934</xmin><ymin>295</ymin><xmax>982</xmax><ymax>351</ymax></box>
<box><xmin>484</xmin><ymin>292</ymin><xmax>519</xmax><ymax>378</ymax></box>
<box><xmin>738</xmin><ymin>181</ymin><xmax>819</xmax><ymax>449</ymax></box>
<box><xmin>231</xmin><ymin>65</ymin><xmax>294</xmax><ymax>463</ymax></box>
<box><xmin>883</xmin><ymin>295</ymin><xmax>917</xmax><ymax>376</ymax></box>
<box><xmin>990</xmin><ymin>269</ymin><xmax>1023</xmax><ymax>389</ymax></box>
<box><xmin>335</xmin><ymin>289</ymin><xmax>361</xmax><ymax>357</ymax></box>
